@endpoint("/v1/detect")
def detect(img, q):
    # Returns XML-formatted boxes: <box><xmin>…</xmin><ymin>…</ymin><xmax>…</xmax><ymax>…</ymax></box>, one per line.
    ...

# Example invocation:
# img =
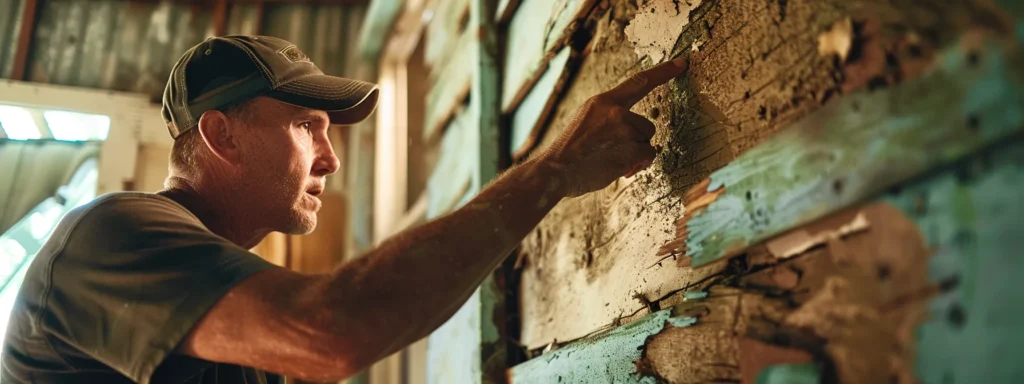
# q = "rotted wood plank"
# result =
<box><xmin>509</xmin><ymin>47</ymin><xmax>574</xmax><ymax>160</ymax></box>
<box><xmin>667</xmin><ymin>28</ymin><xmax>1024</xmax><ymax>267</ymax></box>
<box><xmin>512</xmin><ymin>139</ymin><xmax>1024</xmax><ymax>381</ymax></box>
<box><xmin>500</xmin><ymin>0</ymin><xmax>598</xmax><ymax>113</ymax></box>
<box><xmin>518</xmin><ymin>0</ymin><xmax>1022</xmax><ymax>349</ymax></box>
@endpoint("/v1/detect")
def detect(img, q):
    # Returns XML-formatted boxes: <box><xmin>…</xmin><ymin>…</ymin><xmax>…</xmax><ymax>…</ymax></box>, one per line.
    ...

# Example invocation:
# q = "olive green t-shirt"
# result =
<box><xmin>1</xmin><ymin>192</ymin><xmax>281</xmax><ymax>383</ymax></box>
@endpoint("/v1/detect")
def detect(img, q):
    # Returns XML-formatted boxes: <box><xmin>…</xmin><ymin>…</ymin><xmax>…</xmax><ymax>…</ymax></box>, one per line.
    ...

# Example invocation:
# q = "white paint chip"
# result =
<box><xmin>626</xmin><ymin>0</ymin><xmax>703</xmax><ymax>63</ymax></box>
<box><xmin>817</xmin><ymin>17</ymin><xmax>854</xmax><ymax>62</ymax></box>
<box><xmin>766</xmin><ymin>211</ymin><xmax>870</xmax><ymax>259</ymax></box>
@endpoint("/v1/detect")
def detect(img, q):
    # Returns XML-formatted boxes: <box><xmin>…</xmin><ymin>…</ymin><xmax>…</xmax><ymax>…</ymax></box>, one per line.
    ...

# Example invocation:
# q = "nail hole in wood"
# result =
<box><xmin>877</xmin><ymin>264</ymin><xmax>891</xmax><ymax>280</ymax></box>
<box><xmin>948</xmin><ymin>302</ymin><xmax>966</xmax><ymax>328</ymax></box>
<box><xmin>967</xmin><ymin>51</ymin><xmax>980</xmax><ymax>67</ymax></box>
<box><xmin>650</xmin><ymin>107</ymin><xmax>660</xmax><ymax>119</ymax></box>
<box><xmin>966</xmin><ymin>114</ymin><xmax>979</xmax><ymax>131</ymax></box>
<box><xmin>832</xmin><ymin>179</ymin><xmax>844</xmax><ymax>194</ymax></box>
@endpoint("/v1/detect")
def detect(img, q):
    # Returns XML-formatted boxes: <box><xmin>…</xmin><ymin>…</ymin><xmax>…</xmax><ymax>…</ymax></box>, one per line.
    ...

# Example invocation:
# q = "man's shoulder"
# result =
<box><xmin>53</xmin><ymin>191</ymin><xmax>204</xmax><ymax>250</ymax></box>
<box><xmin>75</xmin><ymin>191</ymin><xmax>196</xmax><ymax>220</ymax></box>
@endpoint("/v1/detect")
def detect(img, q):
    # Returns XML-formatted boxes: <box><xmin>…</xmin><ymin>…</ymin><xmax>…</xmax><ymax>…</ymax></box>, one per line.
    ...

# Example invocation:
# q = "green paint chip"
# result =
<box><xmin>683</xmin><ymin>291</ymin><xmax>708</xmax><ymax>300</ymax></box>
<box><xmin>755</xmin><ymin>363</ymin><xmax>819</xmax><ymax>384</ymax></box>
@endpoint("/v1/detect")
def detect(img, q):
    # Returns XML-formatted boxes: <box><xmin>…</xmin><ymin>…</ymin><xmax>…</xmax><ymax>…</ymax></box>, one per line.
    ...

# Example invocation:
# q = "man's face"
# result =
<box><xmin>232</xmin><ymin>97</ymin><xmax>341</xmax><ymax>235</ymax></box>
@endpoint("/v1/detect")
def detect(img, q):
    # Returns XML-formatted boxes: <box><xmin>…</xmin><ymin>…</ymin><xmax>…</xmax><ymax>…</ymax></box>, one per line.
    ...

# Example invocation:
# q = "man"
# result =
<box><xmin>1</xmin><ymin>35</ymin><xmax>686</xmax><ymax>383</ymax></box>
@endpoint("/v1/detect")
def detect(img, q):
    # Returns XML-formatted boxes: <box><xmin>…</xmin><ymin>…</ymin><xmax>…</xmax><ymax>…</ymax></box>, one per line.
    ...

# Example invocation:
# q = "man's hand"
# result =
<box><xmin>542</xmin><ymin>57</ymin><xmax>688</xmax><ymax>197</ymax></box>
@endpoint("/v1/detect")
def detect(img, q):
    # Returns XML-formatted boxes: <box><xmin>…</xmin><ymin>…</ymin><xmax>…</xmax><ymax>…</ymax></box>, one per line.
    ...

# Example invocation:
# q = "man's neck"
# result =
<box><xmin>159</xmin><ymin>176</ymin><xmax>271</xmax><ymax>249</ymax></box>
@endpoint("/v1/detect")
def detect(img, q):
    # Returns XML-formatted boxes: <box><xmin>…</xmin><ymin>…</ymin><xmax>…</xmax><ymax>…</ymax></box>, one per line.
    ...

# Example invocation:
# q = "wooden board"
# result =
<box><xmin>508</xmin><ymin>46</ymin><xmax>574</xmax><ymax>160</ymax></box>
<box><xmin>511</xmin><ymin>138</ymin><xmax>1024</xmax><ymax>381</ymax></box>
<box><xmin>426</xmin><ymin>110</ymin><xmax>474</xmax><ymax>218</ymax></box>
<box><xmin>669</xmin><ymin>28</ymin><xmax>1024</xmax><ymax>267</ymax></box>
<box><xmin>500</xmin><ymin>0</ymin><xmax>597</xmax><ymax>113</ymax></box>
<box><xmin>423</xmin><ymin>27</ymin><xmax>474</xmax><ymax>141</ymax></box>
<box><xmin>518</xmin><ymin>0</ymin><xmax>1022</xmax><ymax>349</ymax></box>
<box><xmin>425</xmin><ymin>0</ymin><xmax>470</xmax><ymax>77</ymax></box>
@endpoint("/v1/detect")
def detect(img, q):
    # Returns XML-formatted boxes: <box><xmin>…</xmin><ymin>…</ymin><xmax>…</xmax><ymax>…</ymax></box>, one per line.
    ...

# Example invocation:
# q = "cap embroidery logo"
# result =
<box><xmin>278</xmin><ymin>45</ymin><xmax>311</xmax><ymax>64</ymax></box>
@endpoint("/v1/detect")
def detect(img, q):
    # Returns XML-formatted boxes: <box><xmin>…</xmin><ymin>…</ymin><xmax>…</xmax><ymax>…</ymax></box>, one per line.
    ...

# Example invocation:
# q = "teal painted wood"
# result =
<box><xmin>424</xmin><ymin>28</ymin><xmax>474</xmax><ymax>141</ymax></box>
<box><xmin>509</xmin><ymin>46</ymin><xmax>572</xmax><ymax>159</ymax></box>
<box><xmin>355</xmin><ymin>0</ymin><xmax>405</xmax><ymax>62</ymax></box>
<box><xmin>884</xmin><ymin>141</ymin><xmax>1024</xmax><ymax>384</ymax></box>
<box><xmin>755</xmin><ymin>363</ymin><xmax>819</xmax><ymax>384</ymax></box>
<box><xmin>426</xmin><ymin>0</ymin><xmax>504</xmax><ymax>383</ymax></box>
<box><xmin>510</xmin><ymin>309</ymin><xmax>696</xmax><ymax>383</ymax></box>
<box><xmin>507</xmin><ymin>139</ymin><xmax>1024</xmax><ymax>383</ymax></box>
<box><xmin>501</xmin><ymin>0</ymin><xmax>594</xmax><ymax>113</ymax></box>
<box><xmin>426</xmin><ymin>111</ymin><xmax>473</xmax><ymax>219</ymax></box>
<box><xmin>680</xmin><ymin>31</ymin><xmax>1024</xmax><ymax>267</ymax></box>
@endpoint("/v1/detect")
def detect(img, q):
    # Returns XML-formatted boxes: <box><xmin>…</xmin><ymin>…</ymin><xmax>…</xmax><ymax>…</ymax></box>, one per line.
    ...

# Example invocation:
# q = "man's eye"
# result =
<box><xmin>300</xmin><ymin>122</ymin><xmax>312</xmax><ymax>132</ymax></box>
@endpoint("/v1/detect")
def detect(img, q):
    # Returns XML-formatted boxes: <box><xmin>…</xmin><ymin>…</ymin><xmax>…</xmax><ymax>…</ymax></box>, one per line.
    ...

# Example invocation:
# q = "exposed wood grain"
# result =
<box><xmin>519</xmin><ymin>0</ymin><xmax>850</xmax><ymax>349</ymax></box>
<box><xmin>500</xmin><ymin>0</ymin><xmax>598</xmax><ymax>113</ymax></box>
<box><xmin>518</xmin><ymin>0</ymin><xmax>1022</xmax><ymax>349</ymax></box>
<box><xmin>509</xmin><ymin>47</ymin><xmax>574</xmax><ymax>160</ymax></box>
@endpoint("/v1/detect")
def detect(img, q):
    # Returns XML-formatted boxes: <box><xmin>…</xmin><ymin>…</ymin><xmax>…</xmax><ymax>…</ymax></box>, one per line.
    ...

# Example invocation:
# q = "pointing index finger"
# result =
<box><xmin>605</xmin><ymin>56</ymin><xmax>689</xmax><ymax>107</ymax></box>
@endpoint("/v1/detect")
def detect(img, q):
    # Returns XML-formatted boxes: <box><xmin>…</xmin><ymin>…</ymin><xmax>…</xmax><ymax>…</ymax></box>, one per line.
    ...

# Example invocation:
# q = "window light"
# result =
<box><xmin>43</xmin><ymin>110</ymin><xmax>110</xmax><ymax>141</ymax></box>
<box><xmin>0</xmin><ymin>106</ymin><xmax>41</xmax><ymax>140</ymax></box>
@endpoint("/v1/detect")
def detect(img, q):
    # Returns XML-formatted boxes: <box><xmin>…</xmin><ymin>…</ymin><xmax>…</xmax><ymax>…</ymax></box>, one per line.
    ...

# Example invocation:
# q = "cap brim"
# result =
<box><xmin>270</xmin><ymin>75</ymin><xmax>379</xmax><ymax>125</ymax></box>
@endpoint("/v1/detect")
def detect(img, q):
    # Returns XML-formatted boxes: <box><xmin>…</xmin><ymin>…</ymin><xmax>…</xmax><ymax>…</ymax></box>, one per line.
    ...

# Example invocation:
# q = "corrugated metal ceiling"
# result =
<box><xmin>0</xmin><ymin>0</ymin><xmax>368</xmax><ymax>99</ymax></box>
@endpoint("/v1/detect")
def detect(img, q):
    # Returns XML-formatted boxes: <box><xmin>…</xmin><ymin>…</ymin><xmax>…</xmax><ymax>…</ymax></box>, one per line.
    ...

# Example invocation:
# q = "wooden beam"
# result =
<box><xmin>11</xmin><ymin>0</ymin><xmax>39</xmax><ymax>81</ymax></box>
<box><xmin>212</xmin><ymin>0</ymin><xmax>230</xmax><ymax>36</ymax></box>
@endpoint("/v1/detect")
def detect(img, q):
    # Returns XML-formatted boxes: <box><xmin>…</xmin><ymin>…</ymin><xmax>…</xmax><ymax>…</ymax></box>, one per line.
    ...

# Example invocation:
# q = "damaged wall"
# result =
<box><xmin>496</xmin><ymin>0</ymin><xmax>1024</xmax><ymax>382</ymax></box>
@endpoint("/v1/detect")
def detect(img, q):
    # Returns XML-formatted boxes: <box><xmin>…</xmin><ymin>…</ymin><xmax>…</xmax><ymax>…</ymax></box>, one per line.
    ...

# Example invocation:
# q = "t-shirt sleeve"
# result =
<box><xmin>37</xmin><ymin>195</ymin><xmax>279</xmax><ymax>382</ymax></box>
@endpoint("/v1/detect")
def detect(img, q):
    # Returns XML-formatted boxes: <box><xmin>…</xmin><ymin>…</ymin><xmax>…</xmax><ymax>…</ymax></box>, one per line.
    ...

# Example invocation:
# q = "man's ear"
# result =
<box><xmin>197</xmin><ymin>110</ymin><xmax>241</xmax><ymax>165</ymax></box>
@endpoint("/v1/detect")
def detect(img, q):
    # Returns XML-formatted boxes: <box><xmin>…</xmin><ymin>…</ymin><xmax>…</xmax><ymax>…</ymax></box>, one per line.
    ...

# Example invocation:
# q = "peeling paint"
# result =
<box><xmin>665</xmin><ymin>316</ymin><xmax>698</xmax><ymax>327</ymax></box>
<box><xmin>765</xmin><ymin>211</ymin><xmax>869</xmax><ymax>259</ymax></box>
<box><xmin>624</xmin><ymin>0</ymin><xmax>702</xmax><ymax>63</ymax></box>
<box><xmin>817</xmin><ymin>17</ymin><xmax>852</xmax><ymax>62</ymax></box>
<box><xmin>682</xmin><ymin>290</ymin><xmax>708</xmax><ymax>300</ymax></box>
<box><xmin>675</xmin><ymin>31</ymin><xmax>1024</xmax><ymax>266</ymax></box>
<box><xmin>509</xmin><ymin>309</ymin><xmax>677</xmax><ymax>383</ymax></box>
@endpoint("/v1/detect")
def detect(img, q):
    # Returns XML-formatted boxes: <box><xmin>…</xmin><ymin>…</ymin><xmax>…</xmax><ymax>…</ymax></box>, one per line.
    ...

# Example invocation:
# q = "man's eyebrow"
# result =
<box><xmin>296</xmin><ymin>112</ymin><xmax>328</xmax><ymax>123</ymax></box>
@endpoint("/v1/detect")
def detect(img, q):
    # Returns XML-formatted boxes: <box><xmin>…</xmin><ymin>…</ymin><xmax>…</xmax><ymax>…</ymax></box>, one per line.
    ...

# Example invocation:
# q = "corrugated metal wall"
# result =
<box><xmin>0</xmin><ymin>0</ymin><xmax>368</xmax><ymax>99</ymax></box>
<box><xmin>0</xmin><ymin>0</ymin><xmax>26</xmax><ymax>79</ymax></box>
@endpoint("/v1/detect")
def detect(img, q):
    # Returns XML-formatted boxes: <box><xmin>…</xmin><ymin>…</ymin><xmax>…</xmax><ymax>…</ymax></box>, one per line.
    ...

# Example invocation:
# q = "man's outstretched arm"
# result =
<box><xmin>177</xmin><ymin>57</ymin><xmax>688</xmax><ymax>381</ymax></box>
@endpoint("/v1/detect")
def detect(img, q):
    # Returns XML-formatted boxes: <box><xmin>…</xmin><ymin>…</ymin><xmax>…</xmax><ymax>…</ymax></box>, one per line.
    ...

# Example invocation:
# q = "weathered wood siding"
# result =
<box><xmin>493</xmin><ymin>0</ymin><xmax>1024</xmax><ymax>382</ymax></box>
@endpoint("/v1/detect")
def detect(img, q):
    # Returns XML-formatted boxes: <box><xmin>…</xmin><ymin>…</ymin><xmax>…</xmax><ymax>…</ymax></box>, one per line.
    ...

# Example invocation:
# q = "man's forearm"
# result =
<box><xmin>324</xmin><ymin>156</ymin><xmax>567</xmax><ymax>361</ymax></box>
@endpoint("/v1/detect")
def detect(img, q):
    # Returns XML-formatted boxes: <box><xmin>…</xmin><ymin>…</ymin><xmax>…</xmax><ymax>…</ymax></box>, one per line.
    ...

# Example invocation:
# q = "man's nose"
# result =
<box><xmin>312</xmin><ymin>137</ymin><xmax>341</xmax><ymax>176</ymax></box>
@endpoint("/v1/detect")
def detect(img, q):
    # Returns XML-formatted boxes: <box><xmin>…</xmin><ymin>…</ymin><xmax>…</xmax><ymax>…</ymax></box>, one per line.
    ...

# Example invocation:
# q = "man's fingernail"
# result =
<box><xmin>672</xmin><ymin>57</ymin><xmax>686</xmax><ymax>67</ymax></box>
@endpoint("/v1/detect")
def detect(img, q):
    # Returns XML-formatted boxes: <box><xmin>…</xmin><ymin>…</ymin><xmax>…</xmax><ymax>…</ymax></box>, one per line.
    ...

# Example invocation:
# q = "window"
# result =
<box><xmin>0</xmin><ymin>104</ymin><xmax>110</xmax><ymax>141</ymax></box>
<box><xmin>0</xmin><ymin>159</ymin><xmax>99</xmax><ymax>351</ymax></box>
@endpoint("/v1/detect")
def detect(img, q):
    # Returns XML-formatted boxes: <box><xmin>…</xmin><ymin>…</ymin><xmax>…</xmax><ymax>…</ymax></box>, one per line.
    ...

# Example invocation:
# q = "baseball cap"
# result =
<box><xmin>161</xmin><ymin>35</ymin><xmax>379</xmax><ymax>139</ymax></box>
